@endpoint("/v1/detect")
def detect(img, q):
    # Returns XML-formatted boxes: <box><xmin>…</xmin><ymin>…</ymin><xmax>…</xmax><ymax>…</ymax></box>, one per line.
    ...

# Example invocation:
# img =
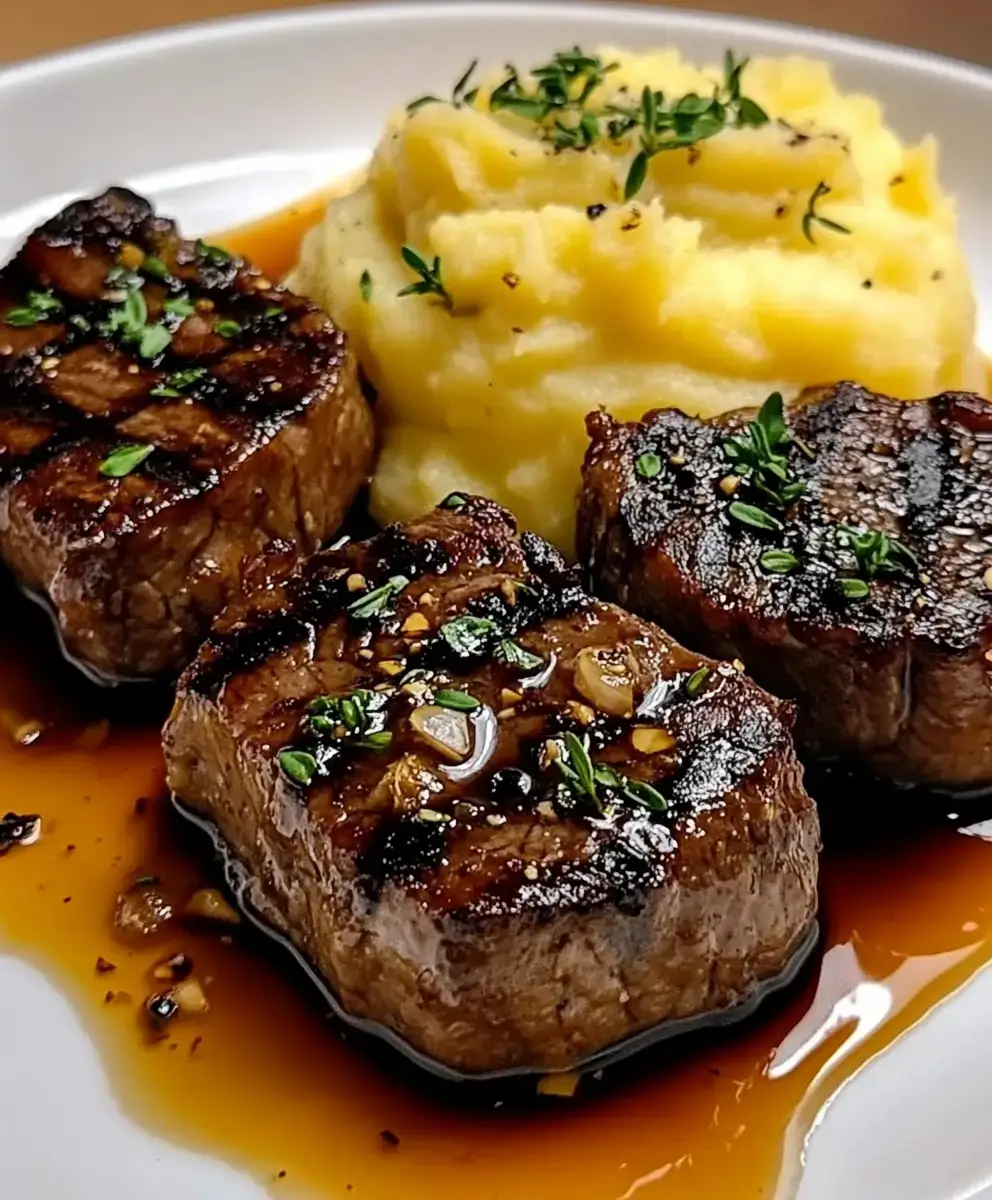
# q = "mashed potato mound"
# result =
<box><xmin>291</xmin><ymin>47</ymin><xmax>981</xmax><ymax>552</ymax></box>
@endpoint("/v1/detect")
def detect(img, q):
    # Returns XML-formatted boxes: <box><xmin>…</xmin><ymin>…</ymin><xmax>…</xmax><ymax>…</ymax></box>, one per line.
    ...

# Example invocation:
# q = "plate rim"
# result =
<box><xmin>2</xmin><ymin>0</ymin><xmax>991</xmax><ymax>97</ymax></box>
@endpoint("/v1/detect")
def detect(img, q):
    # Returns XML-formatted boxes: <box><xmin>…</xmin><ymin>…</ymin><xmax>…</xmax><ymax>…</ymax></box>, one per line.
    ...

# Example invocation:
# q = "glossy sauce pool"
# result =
<box><xmin>1</xmin><ymin>196</ymin><xmax>992</xmax><ymax>1200</ymax></box>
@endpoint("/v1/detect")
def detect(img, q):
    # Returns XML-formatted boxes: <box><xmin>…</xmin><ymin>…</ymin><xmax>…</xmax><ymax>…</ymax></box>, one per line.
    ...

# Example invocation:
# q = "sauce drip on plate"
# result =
<box><xmin>0</xmin><ymin>201</ymin><xmax>990</xmax><ymax>1200</ymax></box>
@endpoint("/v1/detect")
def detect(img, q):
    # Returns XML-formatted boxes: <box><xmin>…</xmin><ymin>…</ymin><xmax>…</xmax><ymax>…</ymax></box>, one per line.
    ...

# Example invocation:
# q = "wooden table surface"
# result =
<box><xmin>2</xmin><ymin>0</ymin><xmax>990</xmax><ymax>69</ymax></box>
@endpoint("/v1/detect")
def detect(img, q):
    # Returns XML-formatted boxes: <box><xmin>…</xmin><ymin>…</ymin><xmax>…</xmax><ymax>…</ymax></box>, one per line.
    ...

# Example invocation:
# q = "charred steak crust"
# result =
<box><xmin>0</xmin><ymin>188</ymin><xmax>373</xmax><ymax>680</ymax></box>
<box><xmin>579</xmin><ymin>383</ymin><xmax>992</xmax><ymax>786</ymax></box>
<box><xmin>164</xmin><ymin>496</ymin><xmax>819</xmax><ymax>1074</ymax></box>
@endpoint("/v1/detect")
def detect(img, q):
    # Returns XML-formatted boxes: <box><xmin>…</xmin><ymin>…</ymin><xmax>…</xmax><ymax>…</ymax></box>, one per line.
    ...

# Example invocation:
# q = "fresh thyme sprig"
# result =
<box><xmin>489</xmin><ymin>48</ymin><xmax>618</xmax><ymax>124</ymax></box>
<box><xmin>622</xmin><ymin>51</ymin><xmax>769</xmax><ymax>199</ymax></box>
<box><xmin>550</xmin><ymin>111</ymin><xmax>600</xmax><ymax>151</ymax></box>
<box><xmin>835</xmin><ymin>525</ymin><xmax>917</xmax><ymax>580</ymax></box>
<box><xmin>551</xmin><ymin>732</ymin><xmax>669</xmax><ymax>816</ymax></box>
<box><xmin>802</xmin><ymin>181</ymin><xmax>852</xmax><ymax>244</ymax></box>
<box><xmin>397</xmin><ymin>245</ymin><xmax>453</xmax><ymax>311</ymax></box>
<box><xmin>407</xmin><ymin>59</ymin><xmax>480</xmax><ymax>113</ymax></box>
<box><xmin>723</xmin><ymin>391</ymin><xmax>807</xmax><ymax>513</ymax></box>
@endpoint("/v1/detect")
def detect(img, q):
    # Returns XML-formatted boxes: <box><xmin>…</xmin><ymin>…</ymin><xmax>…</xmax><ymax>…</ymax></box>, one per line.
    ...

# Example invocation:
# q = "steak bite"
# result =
<box><xmin>0</xmin><ymin>188</ymin><xmax>372</xmax><ymax>681</ymax></box>
<box><xmin>579</xmin><ymin>383</ymin><xmax>992</xmax><ymax>788</ymax></box>
<box><xmin>164</xmin><ymin>496</ymin><xmax>819</xmax><ymax>1076</ymax></box>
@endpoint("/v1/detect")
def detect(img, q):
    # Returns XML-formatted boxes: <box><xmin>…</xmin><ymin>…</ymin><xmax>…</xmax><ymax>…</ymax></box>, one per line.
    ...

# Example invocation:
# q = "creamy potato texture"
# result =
<box><xmin>291</xmin><ymin>48</ymin><xmax>981</xmax><ymax>551</ymax></box>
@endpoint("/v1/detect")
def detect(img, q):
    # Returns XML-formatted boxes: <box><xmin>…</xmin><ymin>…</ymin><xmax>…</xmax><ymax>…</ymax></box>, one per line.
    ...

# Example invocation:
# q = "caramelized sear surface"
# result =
<box><xmin>579</xmin><ymin>382</ymin><xmax>992</xmax><ymax>787</ymax></box>
<box><xmin>0</xmin><ymin>188</ymin><xmax>372</xmax><ymax>682</ymax></box>
<box><xmin>165</xmin><ymin>496</ymin><xmax>819</xmax><ymax>1075</ymax></box>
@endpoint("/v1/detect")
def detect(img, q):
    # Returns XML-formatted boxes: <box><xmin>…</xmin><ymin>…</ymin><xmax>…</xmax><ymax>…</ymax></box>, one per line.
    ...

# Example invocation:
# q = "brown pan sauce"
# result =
<box><xmin>0</xmin><ymin>194</ymin><xmax>991</xmax><ymax>1200</ymax></box>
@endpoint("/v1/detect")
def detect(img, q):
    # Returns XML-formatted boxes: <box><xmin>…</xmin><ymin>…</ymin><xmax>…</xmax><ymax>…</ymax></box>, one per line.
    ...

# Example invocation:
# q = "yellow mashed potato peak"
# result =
<box><xmin>290</xmin><ymin>46</ymin><xmax>981</xmax><ymax>552</ymax></box>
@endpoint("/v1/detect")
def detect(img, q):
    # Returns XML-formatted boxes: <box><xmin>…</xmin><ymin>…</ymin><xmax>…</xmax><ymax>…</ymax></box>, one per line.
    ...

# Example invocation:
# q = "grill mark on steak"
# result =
<box><xmin>579</xmin><ymin>382</ymin><xmax>992</xmax><ymax>786</ymax></box>
<box><xmin>165</xmin><ymin>496</ymin><xmax>820</xmax><ymax>1073</ymax></box>
<box><xmin>187</xmin><ymin>495</ymin><xmax>589</xmax><ymax>698</ymax></box>
<box><xmin>0</xmin><ymin>188</ymin><xmax>373</xmax><ymax>679</ymax></box>
<box><xmin>1</xmin><ymin>189</ymin><xmax>343</xmax><ymax>493</ymax></box>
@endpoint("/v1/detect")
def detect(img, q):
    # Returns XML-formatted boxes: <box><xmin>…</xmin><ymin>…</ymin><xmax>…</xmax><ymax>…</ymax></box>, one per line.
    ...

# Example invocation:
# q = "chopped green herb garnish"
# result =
<box><xmin>3</xmin><ymin>308</ymin><xmax>42</xmax><ymax>328</ymax></box>
<box><xmin>4</xmin><ymin>289</ymin><xmax>64</xmax><ymax>328</ymax></box>
<box><xmin>593</xmin><ymin>764</ymin><xmax>669</xmax><ymax>814</ymax></box>
<box><xmin>304</xmin><ymin>689</ymin><xmax>393</xmax><ymax>756</ymax></box>
<box><xmin>496</xmin><ymin>639</ymin><xmax>543</xmax><ymax>671</ymax></box>
<box><xmin>439</xmin><ymin>614</ymin><xmax>498</xmax><ymax>656</ymax></box>
<box><xmin>835</xmin><ymin>525</ymin><xmax>917</xmax><ymax>580</ymax></box>
<box><xmin>141</xmin><ymin>256</ymin><xmax>170</xmax><ymax>281</ymax></box>
<box><xmin>101</xmin><ymin>288</ymin><xmax>172</xmax><ymax>360</ymax></box>
<box><xmin>551</xmin><ymin>111</ymin><xmax>600</xmax><ymax>151</ymax></box>
<box><xmin>163</xmin><ymin>295</ymin><xmax>196</xmax><ymax>319</ymax></box>
<box><xmin>27</xmin><ymin>290</ymin><xmax>64</xmax><ymax>316</ymax></box>
<box><xmin>150</xmin><ymin>366</ymin><xmax>207</xmax><ymax>398</ymax></box>
<box><xmin>684</xmin><ymin>667</ymin><xmax>711</xmax><ymax>698</ymax></box>
<box><xmin>729</xmin><ymin>501</ymin><xmax>784</xmax><ymax>532</ymax></box>
<box><xmin>802</xmin><ymin>181</ymin><xmax>852</xmax><ymax>244</ymax></box>
<box><xmin>836</xmin><ymin>577</ymin><xmax>870</xmax><ymax>600</ymax></box>
<box><xmin>621</xmin><ymin>54</ymin><xmax>768</xmax><ymax>199</ymax></box>
<box><xmin>347</xmin><ymin>575</ymin><xmax>410</xmax><ymax>620</ymax></box>
<box><xmin>407</xmin><ymin>58</ymin><xmax>480</xmax><ymax>113</ymax></box>
<box><xmin>356</xmin><ymin>730</ymin><xmax>394</xmax><ymax>752</ymax></box>
<box><xmin>105</xmin><ymin>265</ymin><xmax>138</xmax><ymax>288</ymax></box>
<box><xmin>759</xmin><ymin>549</ymin><xmax>799</xmax><ymax>575</ymax></box>
<box><xmin>359</xmin><ymin>269</ymin><xmax>373</xmax><ymax>303</ymax></box>
<box><xmin>490</xmin><ymin>49</ymin><xmax>618</xmax><ymax>125</ymax></box>
<box><xmin>278</xmin><ymin>749</ymin><xmax>318</xmax><ymax>786</ymax></box>
<box><xmin>214</xmin><ymin>319</ymin><xmax>242</xmax><ymax>338</ymax></box>
<box><xmin>553</xmin><ymin>732</ymin><xmax>669</xmax><ymax>816</ymax></box>
<box><xmin>723</xmin><ymin>392</ymin><xmax>806</xmax><ymax>509</ymax></box>
<box><xmin>263</xmin><ymin>305</ymin><xmax>283</xmax><ymax>319</ymax></box>
<box><xmin>441</xmin><ymin>493</ymin><xmax>467</xmax><ymax>510</ymax></box>
<box><xmin>138</xmin><ymin>324</ymin><xmax>172</xmax><ymax>359</ymax></box>
<box><xmin>98</xmin><ymin>443</ymin><xmax>155</xmax><ymax>479</ymax></box>
<box><xmin>623</xmin><ymin>779</ymin><xmax>669</xmax><ymax>812</ymax></box>
<box><xmin>552</xmin><ymin>731</ymin><xmax>601</xmax><ymax>811</ymax></box>
<box><xmin>435</xmin><ymin>689</ymin><xmax>481</xmax><ymax>712</ymax></box>
<box><xmin>397</xmin><ymin>245</ymin><xmax>452</xmax><ymax>311</ymax></box>
<box><xmin>196</xmin><ymin>238</ymin><xmax>232</xmax><ymax>267</ymax></box>
<box><xmin>563</xmin><ymin>730</ymin><xmax>596</xmax><ymax>795</ymax></box>
<box><xmin>635</xmin><ymin>452</ymin><xmax>662</xmax><ymax>480</ymax></box>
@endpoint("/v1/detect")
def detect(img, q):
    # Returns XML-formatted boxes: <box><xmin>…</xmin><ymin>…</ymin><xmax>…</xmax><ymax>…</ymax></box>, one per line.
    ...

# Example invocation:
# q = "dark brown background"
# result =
<box><xmin>1</xmin><ymin>0</ymin><xmax>990</xmax><ymax>68</ymax></box>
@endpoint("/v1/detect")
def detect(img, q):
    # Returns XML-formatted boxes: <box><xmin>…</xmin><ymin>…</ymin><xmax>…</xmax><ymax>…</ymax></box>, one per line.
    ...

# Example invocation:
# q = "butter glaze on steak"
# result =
<box><xmin>0</xmin><ymin>188</ymin><xmax>372</xmax><ymax>681</ymax></box>
<box><xmin>164</xmin><ymin>497</ymin><xmax>819</xmax><ymax>1075</ymax></box>
<box><xmin>579</xmin><ymin>382</ymin><xmax>992</xmax><ymax>788</ymax></box>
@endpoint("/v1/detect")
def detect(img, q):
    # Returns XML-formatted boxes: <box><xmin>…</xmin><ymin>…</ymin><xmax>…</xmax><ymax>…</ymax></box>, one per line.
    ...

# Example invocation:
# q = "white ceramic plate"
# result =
<box><xmin>2</xmin><ymin>5</ymin><xmax>992</xmax><ymax>1198</ymax></box>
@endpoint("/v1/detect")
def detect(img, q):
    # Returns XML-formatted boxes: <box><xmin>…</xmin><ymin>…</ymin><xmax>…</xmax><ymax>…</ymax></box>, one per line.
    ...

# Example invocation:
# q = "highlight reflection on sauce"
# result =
<box><xmin>0</xmin><ymin>196</ymin><xmax>990</xmax><ymax>1200</ymax></box>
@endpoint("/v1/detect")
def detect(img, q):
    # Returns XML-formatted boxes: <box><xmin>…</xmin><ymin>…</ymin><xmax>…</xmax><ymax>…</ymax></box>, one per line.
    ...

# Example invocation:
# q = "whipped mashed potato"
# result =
<box><xmin>291</xmin><ymin>47</ymin><xmax>981</xmax><ymax>551</ymax></box>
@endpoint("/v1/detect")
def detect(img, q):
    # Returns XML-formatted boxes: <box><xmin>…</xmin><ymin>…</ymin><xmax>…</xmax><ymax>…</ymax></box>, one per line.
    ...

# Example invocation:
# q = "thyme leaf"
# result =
<box><xmin>759</xmin><ymin>549</ymin><xmax>799</xmax><ymax>575</ymax></box>
<box><xmin>439</xmin><ymin>614</ymin><xmax>498</xmax><ymax>656</ymax></box>
<box><xmin>347</xmin><ymin>575</ymin><xmax>410</xmax><ymax>619</ymax></box>
<box><xmin>278</xmin><ymin>749</ymin><xmax>318</xmax><ymax>786</ymax></box>
<box><xmin>729</xmin><ymin>501</ymin><xmax>784</xmax><ymax>532</ymax></box>
<box><xmin>435</xmin><ymin>689</ymin><xmax>481</xmax><ymax>712</ymax></box>
<box><xmin>397</xmin><ymin>245</ymin><xmax>453</xmax><ymax>311</ymax></box>
<box><xmin>802</xmin><ymin>181</ymin><xmax>852</xmax><ymax>244</ymax></box>
<box><xmin>98</xmin><ymin>443</ymin><xmax>155</xmax><ymax>479</ymax></box>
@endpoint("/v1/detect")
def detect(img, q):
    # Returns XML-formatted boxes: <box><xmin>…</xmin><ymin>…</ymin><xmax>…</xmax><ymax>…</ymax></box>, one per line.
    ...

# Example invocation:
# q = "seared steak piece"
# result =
<box><xmin>164</xmin><ymin>496</ymin><xmax>819</xmax><ymax>1075</ymax></box>
<box><xmin>0</xmin><ymin>188</ymin><xmax>372</xmax><ymax>681</ymax></box>
<box><xmin>579</xmin><ymin>383</ymin><xmax>992</xmax><ymax>788</ymax></box>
